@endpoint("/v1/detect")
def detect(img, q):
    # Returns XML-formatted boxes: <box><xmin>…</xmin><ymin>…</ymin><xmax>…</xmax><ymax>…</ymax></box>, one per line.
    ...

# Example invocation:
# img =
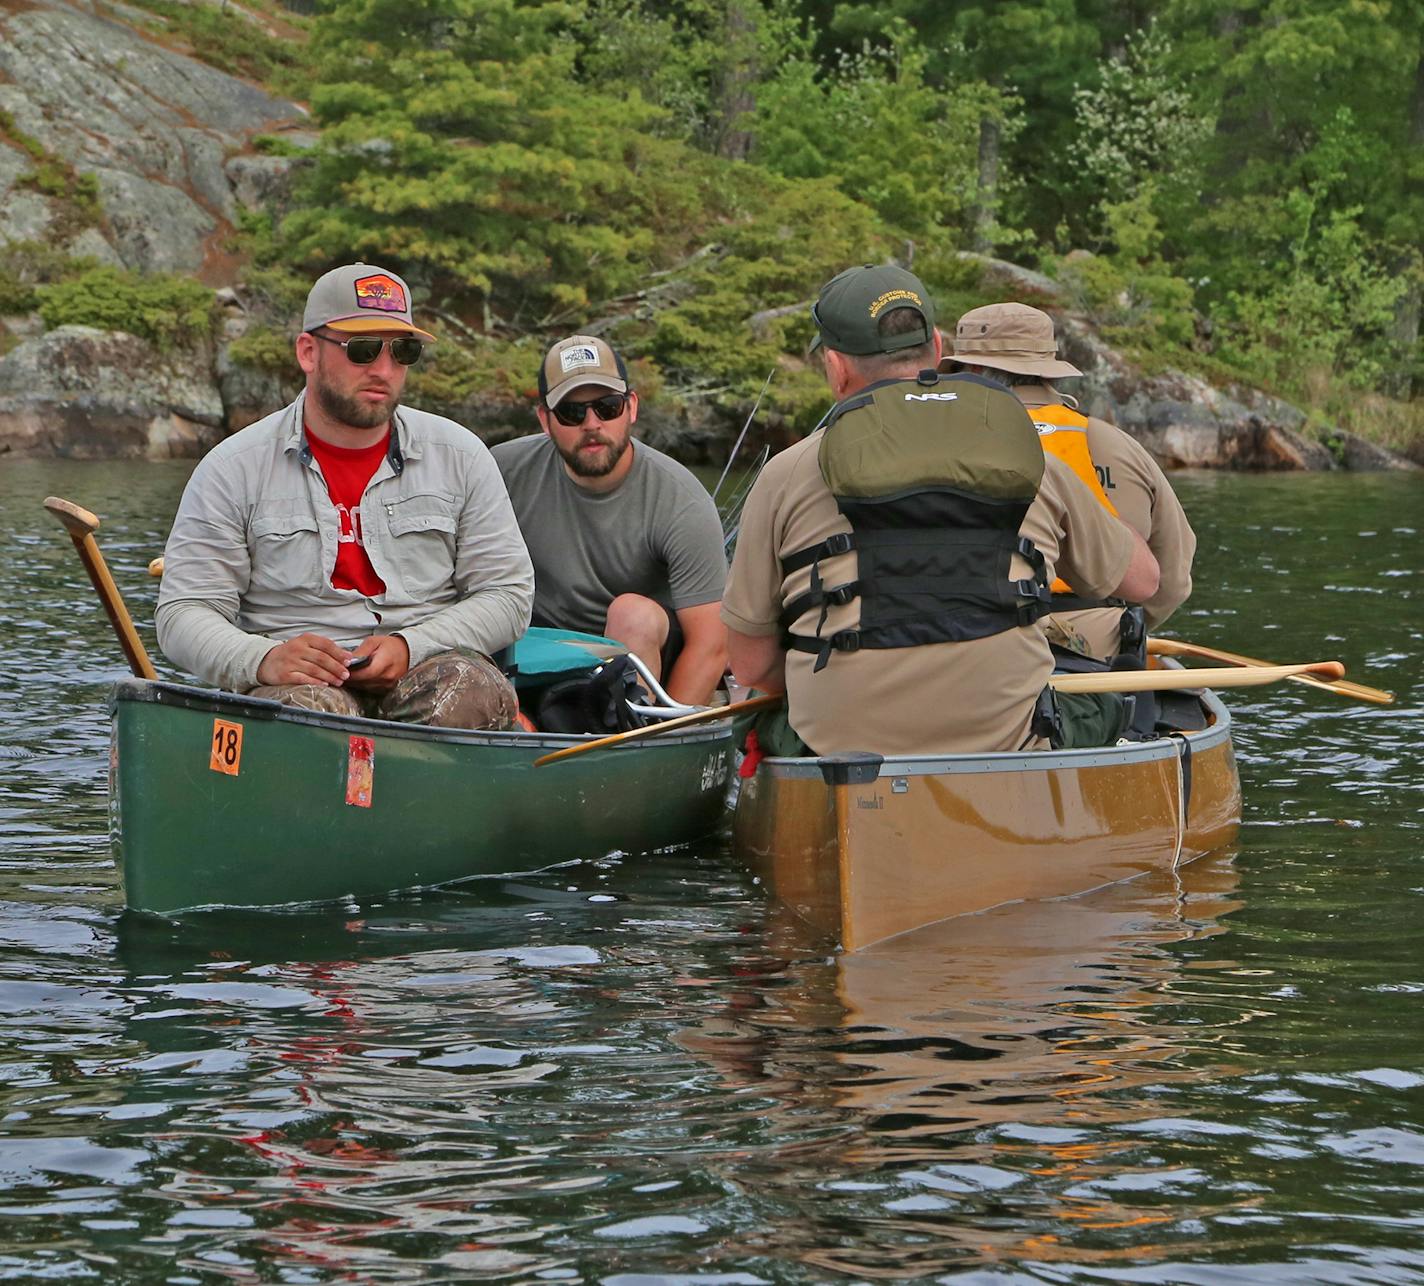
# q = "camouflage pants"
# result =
<box><xmin>249</xmin><ymin>648</ymin><xmax>518</xmax><ymax>730</ymax></box>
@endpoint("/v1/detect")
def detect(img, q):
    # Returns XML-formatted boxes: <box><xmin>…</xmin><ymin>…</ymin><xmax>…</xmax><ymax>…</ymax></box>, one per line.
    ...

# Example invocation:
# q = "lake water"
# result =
<box><xmin>0</xmin><ymin>458</ymin><xmax>1420</xmax><ymax>1282</ymax></box>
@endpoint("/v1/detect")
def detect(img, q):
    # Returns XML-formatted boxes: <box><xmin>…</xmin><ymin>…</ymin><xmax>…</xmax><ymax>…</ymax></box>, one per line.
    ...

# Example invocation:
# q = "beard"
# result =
<box><xmin>555</xmin><ymin>428</ymin><xmax>631</xmax><ymax>479</ymax></box>
<box><xmin>314</xmin><ymin>376</ymin><xmax>399</xmax><ymax>430</ymax></box>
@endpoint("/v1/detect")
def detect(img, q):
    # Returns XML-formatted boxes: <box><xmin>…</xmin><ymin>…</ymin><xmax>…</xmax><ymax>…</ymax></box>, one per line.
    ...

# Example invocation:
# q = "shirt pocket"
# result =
<box><xmin>383</xmin><ymin>493</ymin><xmax>459</xmax><ymax>597</ymax></box>
<box><xmin>249</xmin><ymin>503</ymin><xmax>322</xmax><ymax>592</ymax></box>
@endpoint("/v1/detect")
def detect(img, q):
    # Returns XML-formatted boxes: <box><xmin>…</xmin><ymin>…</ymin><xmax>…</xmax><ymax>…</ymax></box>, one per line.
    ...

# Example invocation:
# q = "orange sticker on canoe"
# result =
<box><xmin>210</xmin><ymin>719</ymin><xmax>243</xmax><ymax>775</ymax></box>
<box><xmin>346</xmin><ymin>735</ymin><xmax>373</xmax><ymax>807</ymax></box>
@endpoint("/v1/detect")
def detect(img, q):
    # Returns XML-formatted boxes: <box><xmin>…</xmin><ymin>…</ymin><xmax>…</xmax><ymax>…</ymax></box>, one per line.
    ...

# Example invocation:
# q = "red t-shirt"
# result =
<box><xmin>306</xmin><ymin>429</ymin><xmax>388</xmax><ymax>596</ymax></box>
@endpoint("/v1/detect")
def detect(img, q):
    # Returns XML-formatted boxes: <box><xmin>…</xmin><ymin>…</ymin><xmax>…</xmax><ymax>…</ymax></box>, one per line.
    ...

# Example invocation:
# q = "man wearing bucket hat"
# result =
<box><xmin>156</xmin><ymin>262</ymin><xmax>534</xmax><ymax>729</ymax></box>
<box><xmin>721</xmin><ymin>264</ymin><xmax>1160</xmax><ymax>757</ymax></box>
<box><xmin>492</xmin><ymin>334</ymin><xmax>727</xmax><ymax>705</ymax></box>
<box><xmin>945</xmin><ymin>302</ymin><xmax>1195</xmax><ymax>664</ymax></box>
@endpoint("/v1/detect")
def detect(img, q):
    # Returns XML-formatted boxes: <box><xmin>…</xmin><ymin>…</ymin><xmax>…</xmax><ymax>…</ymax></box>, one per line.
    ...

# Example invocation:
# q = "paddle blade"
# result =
<box><xmin>1148</xmin><ymin>637</ymin><xmax>1394</xmax><ymax>705</ymax></box>
<box><xmin>1050</xmin><ymin>661</ymin><xmax>1346</xmax><ymax>694</ymax></box>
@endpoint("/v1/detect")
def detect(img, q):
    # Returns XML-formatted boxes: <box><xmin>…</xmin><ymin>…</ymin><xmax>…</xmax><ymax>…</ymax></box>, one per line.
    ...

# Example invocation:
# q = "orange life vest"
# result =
<box><xmin>1028</xmin><ymin>402</ymin><xmax>1115</xmax><ymax>595</ymax></box>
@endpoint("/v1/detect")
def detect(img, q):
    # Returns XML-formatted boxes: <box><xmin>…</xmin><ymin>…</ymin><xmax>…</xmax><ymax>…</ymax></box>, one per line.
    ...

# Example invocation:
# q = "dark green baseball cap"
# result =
<box><xmin>809</xmin><ymin>264</ymin><xmax>936</xmax><ymax>356</ymax></box>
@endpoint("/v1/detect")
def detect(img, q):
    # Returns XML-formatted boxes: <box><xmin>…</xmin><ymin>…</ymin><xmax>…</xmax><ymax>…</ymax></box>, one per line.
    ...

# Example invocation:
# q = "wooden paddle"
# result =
<box><xmin>533</xmin><ymin>693</ymin><xmax>783</xmax><ymax>767</ymax></box>
<box><xmin>43</xmin><ymin>496</ymin><xmax>158</xmax><ymax>680</ymax></box>
<box><xmin>1049</xmin><ymin>661</ymin><xmax>1345</xmax><ymax>694</ymax></box>
<box><xmin>1148</xmin><ymin>637</ymin><xmax>1393</xmax><ymax>705</ymax></box>
<box><xmin>536</xmin><ymin>661</ymin><xmax>1348</xmax><ymax>766</ymax></box>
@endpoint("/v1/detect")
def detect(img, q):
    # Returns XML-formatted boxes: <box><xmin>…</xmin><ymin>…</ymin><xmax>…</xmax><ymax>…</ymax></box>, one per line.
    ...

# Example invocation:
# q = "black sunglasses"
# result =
<box><xmin>551</xmin><ymin>393</ymin><xmax>630</xmax><ymax>427</ymax></box>
<box><xmin>314</xmin><ymin>331</ymin><xmax>424</xmax><ymax>366</ymax></box>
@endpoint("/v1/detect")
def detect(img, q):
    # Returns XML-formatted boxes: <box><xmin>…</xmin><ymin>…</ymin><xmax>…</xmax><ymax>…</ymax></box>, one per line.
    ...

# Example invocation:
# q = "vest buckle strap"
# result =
<box><xmin>780</xmin><ymin>529</ymin><xmax>857</xmax><ymax>574</ymax></box>
<box><xmin>1014</xmin><ymin>581</ymin><xmax>1050</xmax><ymax>625</ymax></box>
<box><xmin>1015</xmin><ymin>536</ymin><xmax>1046</xmax><ymax>575</ymax></box>
<box><xmin>812</xmin><ymin>629</ymin><xmax>862</xmax><ymax>673</ymax></box>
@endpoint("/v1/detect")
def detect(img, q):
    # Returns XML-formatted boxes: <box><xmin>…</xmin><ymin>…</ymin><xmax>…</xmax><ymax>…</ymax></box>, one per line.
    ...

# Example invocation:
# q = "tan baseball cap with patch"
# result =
<box><xmin>539</xmin><ymin>335</ymin><xmax>629</xmax><ymax>408</ymax></box>
<box><xmin>302</xmin><ymin>263</ymin><xmax>436</xmax><ymax>342</ymax></box>
<box><xmin>948</xmin><ymin>302</ymin><xmax>1080</xmax><ymax>378</ymax></box>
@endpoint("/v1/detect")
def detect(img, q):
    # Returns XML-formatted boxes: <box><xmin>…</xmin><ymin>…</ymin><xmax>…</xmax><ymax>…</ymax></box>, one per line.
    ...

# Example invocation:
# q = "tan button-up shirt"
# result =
<box><xmin>722</xmin><ymin>430</ymin><xmax>1134</xmax><ymax>756</ymax></box>
<box><xmin>1018</xmin><ymin>385</ymin><xmax>1196</xmax><ymax>659</ymax></box>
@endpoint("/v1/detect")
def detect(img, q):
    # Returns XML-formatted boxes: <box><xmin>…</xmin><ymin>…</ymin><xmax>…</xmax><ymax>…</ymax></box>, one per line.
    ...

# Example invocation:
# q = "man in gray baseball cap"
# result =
<box><xmin>720</xmin><ymin>264</ymin><xmax>1159</xmax><ymax>758</ymax></box>
<box><xmin>944</xmin><ymin>301</ymin><xmax>1196</xmax><ymax>664</ymax></box>
<box><xmin>156</xmin><ymin>262</ymin><xmax>534</xmax><ymax>729</ymax></box>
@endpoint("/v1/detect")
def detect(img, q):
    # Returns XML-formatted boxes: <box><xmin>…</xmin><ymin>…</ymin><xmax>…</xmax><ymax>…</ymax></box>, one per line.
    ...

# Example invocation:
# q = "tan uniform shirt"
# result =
<box><xmin>1018</xmin><ymin>386</ymin><xmax>1196</xmax><ymax>659</ymax></box>
<box><xmin>722</xmin><ymin>432</ymin><xmax>1135</xmax><ymax>756</ymax></box>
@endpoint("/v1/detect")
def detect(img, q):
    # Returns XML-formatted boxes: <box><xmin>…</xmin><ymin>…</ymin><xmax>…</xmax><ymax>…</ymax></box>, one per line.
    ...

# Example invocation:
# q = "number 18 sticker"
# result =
<box><xmin>210</xmin><ymin>719</ymin><xmax>243</xmax><ymax>775</ymax></box>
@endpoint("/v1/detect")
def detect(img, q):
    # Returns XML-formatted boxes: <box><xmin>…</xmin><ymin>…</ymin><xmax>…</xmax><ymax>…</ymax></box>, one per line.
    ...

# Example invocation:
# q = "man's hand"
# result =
<box><xmin>343</xmin><ymin>634</ymin><xmax>410</xmax><ymax>692</ymax></box>
<box><xmin>256</xmin><ymin>633</ymin><xmax>353</xmax><ymax>687</ymax></box>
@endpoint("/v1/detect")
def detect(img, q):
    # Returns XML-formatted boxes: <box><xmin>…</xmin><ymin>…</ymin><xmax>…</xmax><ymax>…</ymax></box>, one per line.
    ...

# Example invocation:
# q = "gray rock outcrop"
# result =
<box><xmin>0</xmin><ymin>326</ymin><xmax>224</xmax><ymax>458</ymax></box>
<box><xmin>0</xmin><ymin>0</ymin><xmax>305</xmax><ymax>275</ymax></box>
<box><xmin>958</xmin><ymin>253</ymin><xmax>1417</xmax><ymax>472</ymax></box>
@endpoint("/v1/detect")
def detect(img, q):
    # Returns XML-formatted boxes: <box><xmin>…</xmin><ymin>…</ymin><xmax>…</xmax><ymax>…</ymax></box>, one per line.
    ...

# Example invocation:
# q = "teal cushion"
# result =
<box><xmin>511</xmin><ymin>628</ymin><xmax>626</xmax><ymax>689</ymax></box>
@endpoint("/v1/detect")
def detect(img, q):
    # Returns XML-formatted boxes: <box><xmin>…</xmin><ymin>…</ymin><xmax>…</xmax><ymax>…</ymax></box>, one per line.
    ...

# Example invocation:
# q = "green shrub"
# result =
<box><xmin>0</xmin><ymin>244</ymin><xmax>100</xmax><ymax>315</ymax></box>
<box><xmin>225</xmin><ymin>323</ymin><xmax>296</xmax><ymax>377</ymax></box>
<box><xmin>1052</xmin><ymin>189</ymin><xmax>1195</xmax><ymax>348</ymax></box>
<box><xmin>121</xmin><ymin>0</ymin><xmax>309</xmax><ymax>86</ymax></box>
<box><xmin>0</xmin><ymin>111</ymin><xmax>102</xmax><ymax>232</ymax></box>
<box><xmin>37</xmin><ymin>267</ymin><xmax>217</xmax><ymax>350</ymax></box>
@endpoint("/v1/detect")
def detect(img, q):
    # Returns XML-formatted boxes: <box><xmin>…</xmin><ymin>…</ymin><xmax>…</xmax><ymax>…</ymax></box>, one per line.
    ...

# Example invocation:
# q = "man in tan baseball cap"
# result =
<box><xmin>490</xmin><ymin>334</ymin><xmax>728</xmax><ymax>706</ymax></box>
<box><xmin>156</xmin><ymin>261</ymin><xmax>534</xmax><ymax>731</ymax></box>
<box><xmin>945</xmin><ymin>301</ymin><xmax>1196</xmax><ymax>665</ymax></box>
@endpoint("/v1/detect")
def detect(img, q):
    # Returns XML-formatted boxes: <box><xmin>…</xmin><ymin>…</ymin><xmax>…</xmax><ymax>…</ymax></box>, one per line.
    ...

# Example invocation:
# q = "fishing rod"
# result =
<box><xmin>711</xmin><ymin>368</ymin><xmax>775</xmax><ymax>506</ymax></box>
<box><xmin>721</xmin><ymin>444</ymin><xmax>770</xmax><ymax>552</ymax></box>
<box><xmin>721</xmin><ymin>399</ymin><xmax>838</xmax><ymax>552</ymax></box>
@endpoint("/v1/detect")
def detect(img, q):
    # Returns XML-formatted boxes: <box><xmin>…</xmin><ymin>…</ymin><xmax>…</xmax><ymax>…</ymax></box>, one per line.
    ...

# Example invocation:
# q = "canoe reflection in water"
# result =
<box><xmin>676</xmin><ymin>852</ymin><xmax>1244</xmax><ymax>1275</ymax></box>
<box><xmin>105</xmin><ymin>856</ymin><xmax>1243</xmax><ymax>1278</ymax></box>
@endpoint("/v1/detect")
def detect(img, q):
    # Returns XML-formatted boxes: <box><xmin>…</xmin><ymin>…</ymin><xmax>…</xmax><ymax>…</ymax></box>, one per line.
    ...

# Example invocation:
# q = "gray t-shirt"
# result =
<box><xmin>491</xmin><ymin>433</ymin><xmax>727</xmax><ymax>636</ymax></box>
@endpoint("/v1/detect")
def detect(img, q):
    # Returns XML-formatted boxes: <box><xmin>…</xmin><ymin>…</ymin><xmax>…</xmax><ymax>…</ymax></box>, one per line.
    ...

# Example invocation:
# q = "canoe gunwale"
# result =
<box><xmin>751</xmin><ymin>690</ymin><xmax>1233</xmax><ymax>780</ymax></box>
<box><xmin>107</xmin><ymin>678</ymin><xmax>735</xmax><ymax>752</ymax></box>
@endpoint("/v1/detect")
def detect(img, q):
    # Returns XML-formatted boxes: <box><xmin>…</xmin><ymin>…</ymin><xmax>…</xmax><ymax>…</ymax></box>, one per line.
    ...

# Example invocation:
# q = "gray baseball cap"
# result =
<box><xmin>302</xmin><ymin>263</ymin><xmax>436</xmax><ymax>341</ymax></box>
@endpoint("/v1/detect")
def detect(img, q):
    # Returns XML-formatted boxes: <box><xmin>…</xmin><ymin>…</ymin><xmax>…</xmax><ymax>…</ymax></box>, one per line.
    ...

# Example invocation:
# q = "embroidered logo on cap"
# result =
<box><xmin>354</xmin><ymin>273</ymin><xmax>407</xmax><ymax>313</ymax></box>
<box><xmin>868</xmin><ymin>288</ymin><xmax>923</xmax><ymax>319</ymax></box>
<box><xmin>560</xmin><ymin>344</ymin><xmax>601</xmax><ymax>373</ymax></box>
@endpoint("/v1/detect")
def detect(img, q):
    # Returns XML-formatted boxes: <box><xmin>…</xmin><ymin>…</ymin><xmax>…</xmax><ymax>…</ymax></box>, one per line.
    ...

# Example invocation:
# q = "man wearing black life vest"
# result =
<box><xmin>721</xmin><ymin>265</ymin><xmax>1161</xmax><ymax>757</ymax></box>
<box><xmin>945</xmin><ymin>302</ymin><xmax>1196</xmax><ymax>665</ymax></box>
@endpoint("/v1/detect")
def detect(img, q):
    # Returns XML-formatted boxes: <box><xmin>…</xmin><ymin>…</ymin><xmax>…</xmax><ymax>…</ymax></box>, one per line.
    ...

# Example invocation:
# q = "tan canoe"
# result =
<box><xmin>732</xmin><ymin>689</ymin><xmax>1240</xmax><ymax>951</ymax></box>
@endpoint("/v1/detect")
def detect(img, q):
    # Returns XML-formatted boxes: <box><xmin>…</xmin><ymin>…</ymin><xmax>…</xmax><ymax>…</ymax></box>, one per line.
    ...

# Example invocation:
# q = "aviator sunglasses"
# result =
<box><xmin>314</xmin><ymin>331</ymin><xmax>424</xmax><ymax>366</ymax></box>
<box><xmin>550</xmin><ymin>392</ymin><xmax>630</xmax><ymax>427</ymax></box>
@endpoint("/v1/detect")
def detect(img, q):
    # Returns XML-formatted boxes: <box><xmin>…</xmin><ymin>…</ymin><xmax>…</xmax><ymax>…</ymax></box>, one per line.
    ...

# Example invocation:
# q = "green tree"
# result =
<box><xmin>282</xmin><ymin>0</ymin><xmax>674</xmax><ymax>327</ymax></box>
<box><xmin>751</xmin><ymin>21</ymin><xmax>993</xmax><ymax>239</ymax></box>
<box><xmin>575</xmin><ymin>0</ymin><xmax>772</xmax><ymax>156</ymax></box>
<box><xmin>802</xmin><ymin>0</ymin><xmax>1125</xmax><ymax>249</ymax></box>
<box><xmin>1068</xmin><ymin>22</ymin><xmax>1213</xmax><ymax>244</ymax></box>
<box><xmin>1164</xmin><ymin>0</ymin><xmax>1424</xmax><ymax>393</ymax></box>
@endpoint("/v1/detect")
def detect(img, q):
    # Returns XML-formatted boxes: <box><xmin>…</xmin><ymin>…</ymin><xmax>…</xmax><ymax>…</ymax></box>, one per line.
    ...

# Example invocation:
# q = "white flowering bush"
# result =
<box><xmin>1069</xmin><ymin>25</ymin><xmax>1213</xmax><ymax>212</ymax></box>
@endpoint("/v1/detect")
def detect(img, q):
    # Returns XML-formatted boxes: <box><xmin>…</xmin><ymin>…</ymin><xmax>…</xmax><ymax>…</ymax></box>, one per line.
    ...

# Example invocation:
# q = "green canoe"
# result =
<box><xmin>109</xmin><ymin>678</ymin><xmax>735</xmax><ymax>916</ymax></box>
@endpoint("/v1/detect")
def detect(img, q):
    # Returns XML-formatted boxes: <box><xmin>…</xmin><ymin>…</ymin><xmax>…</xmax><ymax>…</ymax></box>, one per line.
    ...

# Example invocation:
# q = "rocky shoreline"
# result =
<box><xmin>0</xmin><ymin>0</ymin><xmax>1416</xmax><ymax>472</ymax></box>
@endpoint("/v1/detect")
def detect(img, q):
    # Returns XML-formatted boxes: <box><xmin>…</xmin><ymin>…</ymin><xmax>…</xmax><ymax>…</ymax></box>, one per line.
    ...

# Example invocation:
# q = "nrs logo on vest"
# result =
<box><xmin>903</xmin><ymin>392</ymin><xmax>959</xmax><ymax>403</ymax></box>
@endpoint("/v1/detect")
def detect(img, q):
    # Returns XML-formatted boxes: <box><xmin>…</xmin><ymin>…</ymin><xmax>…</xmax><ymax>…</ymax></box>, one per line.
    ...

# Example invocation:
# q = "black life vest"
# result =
<box><xmin>780</xmin><ymin>371</ymin><xmax>1052</xmax><ymax>671</ymax></box>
